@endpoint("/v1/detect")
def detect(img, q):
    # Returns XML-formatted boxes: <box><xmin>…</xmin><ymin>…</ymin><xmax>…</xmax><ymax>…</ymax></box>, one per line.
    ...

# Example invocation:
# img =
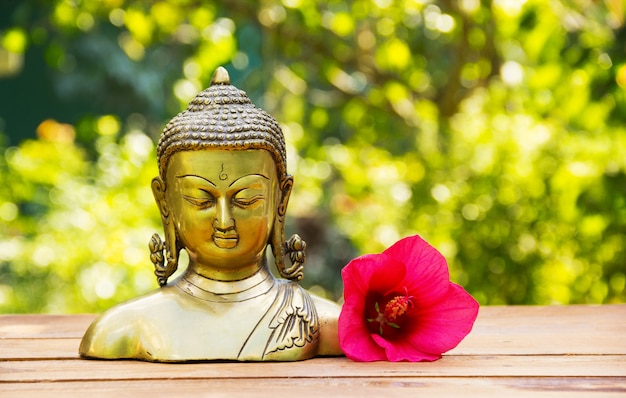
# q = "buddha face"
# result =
<box><xmin>160</xmin><ymin>149</ymin><xmax>282</xmax><ymax>275</ymax></box>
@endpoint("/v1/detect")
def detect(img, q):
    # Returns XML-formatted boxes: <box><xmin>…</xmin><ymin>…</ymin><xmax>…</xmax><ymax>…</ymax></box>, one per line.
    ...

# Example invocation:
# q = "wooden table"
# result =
<box><xmin>1</xmin><ymin>305</ymin><xmax>625</xmax><ymax>397</ymax></box>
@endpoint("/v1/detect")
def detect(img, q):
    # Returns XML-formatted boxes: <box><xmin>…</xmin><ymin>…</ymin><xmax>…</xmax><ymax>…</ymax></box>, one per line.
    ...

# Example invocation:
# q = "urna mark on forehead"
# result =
<box><xmin>156</xmin><ymin>66</ymin><xmax>288</xmax><ymax>180</ymax></box>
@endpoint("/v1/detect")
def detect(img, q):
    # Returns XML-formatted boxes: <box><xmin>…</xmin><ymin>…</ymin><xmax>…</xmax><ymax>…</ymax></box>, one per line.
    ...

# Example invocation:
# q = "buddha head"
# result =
<box><xmin>149</xmin><ymin>67</ymin><xmax>305</xmax><ymax>286</ymax></box>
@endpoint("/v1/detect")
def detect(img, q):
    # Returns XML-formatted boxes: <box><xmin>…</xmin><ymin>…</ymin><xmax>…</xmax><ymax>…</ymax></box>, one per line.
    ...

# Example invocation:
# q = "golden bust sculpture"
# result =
<box><xmin>79</xmin><ymin>67</ymin><xmax>342</xmax><ymax>362</ymax></box>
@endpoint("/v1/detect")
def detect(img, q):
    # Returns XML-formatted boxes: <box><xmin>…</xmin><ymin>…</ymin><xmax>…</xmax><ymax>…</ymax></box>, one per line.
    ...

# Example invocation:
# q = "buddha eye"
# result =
<box><xmin>183</xmin><ymin>194</ymin><xmax>215</xmax><ymax>208</ymax></box>
<box><xmin>232</xmin><ymin>194</ymin><xmax>263</xmax><ymax>209</ymax></box>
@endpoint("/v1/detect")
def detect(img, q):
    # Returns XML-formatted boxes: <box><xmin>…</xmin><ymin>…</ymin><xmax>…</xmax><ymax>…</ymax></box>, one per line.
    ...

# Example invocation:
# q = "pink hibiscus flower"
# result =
<box><xmin>338</xmin><ymin>234</ymin><xmax>479</xmax><ymax>362</ymax></box>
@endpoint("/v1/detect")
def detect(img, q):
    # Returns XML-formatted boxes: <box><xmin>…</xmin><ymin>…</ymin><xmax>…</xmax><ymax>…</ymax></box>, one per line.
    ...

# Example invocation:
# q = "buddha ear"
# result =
<box><xmin>150</xmin><ymin>176</ymin><xmax>178</xmax><ymax>286</ymax></box>
<box><xmin>278</xmin><ymin>175</ymin><xmax>293</xmax><ymax>217</ymax></box>
<box><xmin>151</xmin><ymin>176</ymin><xmax>169</xmax><ymax>220</ymax></box>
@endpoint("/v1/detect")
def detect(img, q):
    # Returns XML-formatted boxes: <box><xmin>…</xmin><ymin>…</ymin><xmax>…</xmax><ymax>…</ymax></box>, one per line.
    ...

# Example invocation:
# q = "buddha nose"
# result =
<box><xmin>213</xmin><ymin>197</ymin><xmax>235</xmax><ymax>231</ymax></box>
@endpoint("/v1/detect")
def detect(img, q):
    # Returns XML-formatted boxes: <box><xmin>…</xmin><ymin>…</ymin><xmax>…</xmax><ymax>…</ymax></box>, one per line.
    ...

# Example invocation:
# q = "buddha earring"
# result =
<box><xmin>149</xmin><ymin>224</ymin><xmax>179</xmax><ymax>286</ymax></box>
<box><xmin>283</xmin><ymin>234</ymin><xmax>306</xmax><ymax>281</ymax></box>
<box><xmin>149</xmin><ymin>233</ymin><xmax>166</xmax><ymax>283</ymax></box>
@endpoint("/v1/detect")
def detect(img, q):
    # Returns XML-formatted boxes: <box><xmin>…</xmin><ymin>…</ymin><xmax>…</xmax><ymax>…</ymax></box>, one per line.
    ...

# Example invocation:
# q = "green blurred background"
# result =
<box><xmin>1</xmin><ymin>0</ymin><xmax>625</xmax><ymax>313</ymax></box>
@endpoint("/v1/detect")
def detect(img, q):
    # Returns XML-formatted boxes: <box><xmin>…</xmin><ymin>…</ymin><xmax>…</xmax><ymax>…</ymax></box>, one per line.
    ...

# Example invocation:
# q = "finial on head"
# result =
<box><xmin>211</xmin><ymin>66</ymin><xmax>230</xmax><ymax>85</ymax></box>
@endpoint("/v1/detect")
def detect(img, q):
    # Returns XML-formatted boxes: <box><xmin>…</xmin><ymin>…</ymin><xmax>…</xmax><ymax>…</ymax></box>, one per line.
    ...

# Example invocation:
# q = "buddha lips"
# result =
<box><xmin>338</xmin><ymin>234</ymin><xmax>479</xmax><ymax>362</ymax></box>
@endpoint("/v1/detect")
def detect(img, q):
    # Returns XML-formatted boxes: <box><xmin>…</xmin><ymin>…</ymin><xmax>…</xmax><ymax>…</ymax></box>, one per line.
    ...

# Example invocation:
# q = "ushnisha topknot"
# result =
<box><xmin>156</xmin><ymin>66</ymin><xmax>288</xmax><ymax>180</ymax></box>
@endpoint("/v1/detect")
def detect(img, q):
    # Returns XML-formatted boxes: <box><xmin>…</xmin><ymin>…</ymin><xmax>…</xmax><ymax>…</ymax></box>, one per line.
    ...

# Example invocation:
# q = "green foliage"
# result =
<box><xmin>0</xmin><ymin>122</ymin><xmax>160</xmax><ymax>312</ymax></box>
<box><xmin>0</xmin><ymin>0</ymin><xmax>625</xmax><ymax>313</ymax></box>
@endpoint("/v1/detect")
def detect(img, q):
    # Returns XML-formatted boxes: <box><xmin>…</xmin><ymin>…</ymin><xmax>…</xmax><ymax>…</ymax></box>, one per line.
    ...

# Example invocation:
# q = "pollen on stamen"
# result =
<box><xmin>383</xmin><ymin>294</ymin><xmax>413</xmax><ymax>323</ymax></box>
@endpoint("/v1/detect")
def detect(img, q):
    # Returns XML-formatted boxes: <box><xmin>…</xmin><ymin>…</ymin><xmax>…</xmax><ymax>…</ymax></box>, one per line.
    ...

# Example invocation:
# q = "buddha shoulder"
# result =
<box><xmin>79</xmin><ymin>288</ymin><xmax>179</xmax><ymax>361</ymax></box>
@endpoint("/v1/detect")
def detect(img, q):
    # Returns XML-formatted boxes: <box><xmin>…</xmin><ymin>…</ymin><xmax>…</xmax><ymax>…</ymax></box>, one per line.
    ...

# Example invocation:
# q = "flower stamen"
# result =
<box><xmin>368</xmin><ymin>290</ymin><xmax>414</xmax><ymax>337</ymax></box>
<box><xmin>383</xmin><ymin>293</ymin><xmax>413</xmax><ymax>323</ymax></box>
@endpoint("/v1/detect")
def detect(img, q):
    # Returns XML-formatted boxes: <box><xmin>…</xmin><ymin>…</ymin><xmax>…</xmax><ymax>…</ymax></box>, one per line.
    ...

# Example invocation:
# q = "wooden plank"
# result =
<box><xmin>0</xmin><ymin>338</ymin><xmax>79</xmax><ymax>360</ymax></box>
<box><xmin>4</xmin><ymin>305</ymin><xmax>625</xmax><ymax>341</ymax></box>
<box><xmin>1</xmin><ymin>355</ymin><xmax>625</xmax><ymax>382</ymax></box>
<box><xmin>450</xmin><ymin>304</ymin><xmax>626</xmax><ymax>355</ymax></box>
<box><xmin>0</xmin><ymin>377</ymin><xmax>624</xmax><ymax>398</ymax></box>
<box><xmin>12</xmin><ymin>334</ymin><xmax>616</xmax><ymax>362</ymax></box>
<box><xmin>1</xmin><ymin>305</ymin><xmax>624</xmax><ymax>359</ymax></box>
<box><xmin>0</xmin><ymin>314</ymin><xmax>93</xmax><ymax>339</ymax></box>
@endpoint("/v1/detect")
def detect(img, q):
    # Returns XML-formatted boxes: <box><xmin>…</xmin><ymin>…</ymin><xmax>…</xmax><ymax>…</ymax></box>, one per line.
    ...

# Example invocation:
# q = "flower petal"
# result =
<box><xmin>404</xmin><ymin>283</ymin><xmax>479</xmax><ymax>355</ymax></box>
<box><xmin>384</xmin><ymin>234</ymin><xmax>450</xmax><ymax>305</ymax></box>
<box><xmin>338</xmin><ymin>300</ymin><xmax>386</xmax><ymax>361</ymax></box>
<box><xmin>339</xmin><ymin>253</ymin><xmax>407</xmax><ymax>361</ymax></box>
<box><xmin>341</xmin><ymin>253</ymin><xmax>405</xmax><ymax>297</ymax></box>
<box><xmin>372</xmin><ymin>333</ymin><xmax>441</xmax><ymax>362</ymax></box>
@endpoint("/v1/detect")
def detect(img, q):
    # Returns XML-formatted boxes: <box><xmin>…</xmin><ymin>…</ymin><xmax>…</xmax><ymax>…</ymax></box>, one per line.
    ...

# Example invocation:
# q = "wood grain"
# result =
<box><xmin>1</xmin><ymin>355</ymin><xmax>625</xmax><ymax>382</ymax></box>
<box><xmin>1</xmin><ymin>377</ymin><xmax>625</xmax><ymax>398</ymax></box>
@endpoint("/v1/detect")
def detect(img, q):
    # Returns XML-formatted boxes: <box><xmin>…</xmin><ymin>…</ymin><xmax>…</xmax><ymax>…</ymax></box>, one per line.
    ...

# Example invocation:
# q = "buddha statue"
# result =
<box><xmin>79</xmin><ymin>67</ymin><xmax>342</xmax><ymax>362</ymax></box>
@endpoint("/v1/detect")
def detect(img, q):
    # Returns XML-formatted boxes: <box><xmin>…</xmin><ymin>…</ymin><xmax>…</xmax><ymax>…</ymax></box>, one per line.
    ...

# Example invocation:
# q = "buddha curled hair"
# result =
<box><xmin>150</xmin><ymin>67</ymin><xmax>305</xmax><ymax>285</ymax></box>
